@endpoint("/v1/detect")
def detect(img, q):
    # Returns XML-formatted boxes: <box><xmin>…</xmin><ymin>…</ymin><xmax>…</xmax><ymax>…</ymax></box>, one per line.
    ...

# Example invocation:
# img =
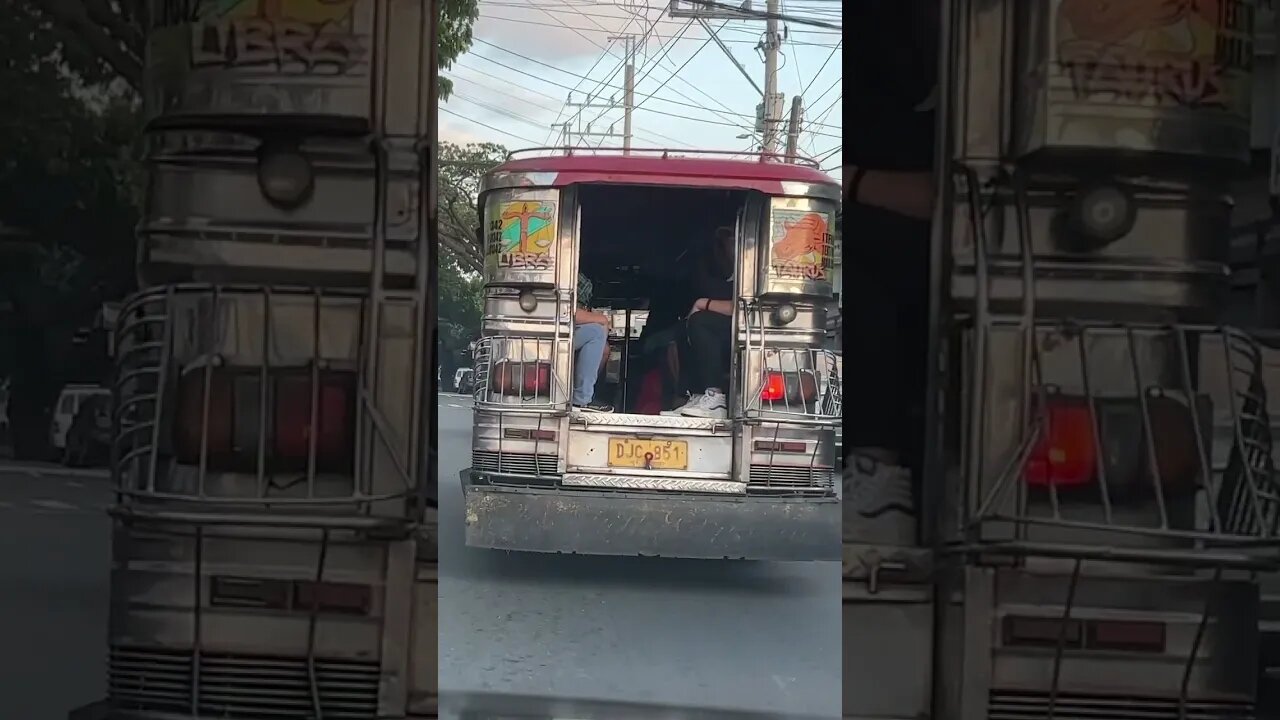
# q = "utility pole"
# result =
<box><xmin>760</xmin><ymin>0</ymin><xmax>782</xmax><ymax>155</ymax></box>
<box><xmin>784</xmin><ymin>96</ymin><xmax>802</xmax><ymax>162</ymax></box>
<box><xmin>611</xmin><ymin>34</ymin><xmax>636</xmax><ymax>154</ymax></box>
<box><xmin>560</xmin><ymin>34</ymin><xmax>635</xmax><ymax>150</ymax></box>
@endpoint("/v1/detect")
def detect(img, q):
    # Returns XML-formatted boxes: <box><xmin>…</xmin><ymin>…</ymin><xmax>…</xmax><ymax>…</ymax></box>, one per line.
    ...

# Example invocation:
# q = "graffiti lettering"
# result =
<box><xmin>497</xmin><ymin>253</ymin><xmax>554</xmax><ymax>270</ymax></box>
<box><xmin>770</xmin><ymin>261</ymin><xmax>827</xmax><ymax>281</ymax></box>
<box><xmin>1059</xmin><ymin>45</ymin><xmax>1228</xmax><ymax>106</ymax></box>
<box><xmin>191</xmin><ymin>19</ymin><xmax>367</xmax><ymax>73</ymax></box>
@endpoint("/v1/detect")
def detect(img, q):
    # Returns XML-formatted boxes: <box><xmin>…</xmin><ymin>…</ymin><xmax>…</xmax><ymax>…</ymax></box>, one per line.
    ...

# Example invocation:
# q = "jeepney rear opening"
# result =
<box><xmin>575</xmin><ymin>183</ymin><xmax>745</xmax><ymax>414</ymax></box>
<box><xmin>463</xmin><ymin>150</ymin><xmax>842</xmax><ymax>561</ymax></box>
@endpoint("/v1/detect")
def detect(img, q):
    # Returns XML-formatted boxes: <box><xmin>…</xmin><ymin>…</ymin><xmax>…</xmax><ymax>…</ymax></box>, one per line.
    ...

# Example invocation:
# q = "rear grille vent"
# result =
<box><xmin>747</xmin><ymin>465</ymin><xmax>833</xmax><ymax>496</ymax></box>
<box><xmin>473</xmin><ymin>450</ymin><xmax>559</xmax><ymax>476</ymax></box>
<box><xmin>109</xmin><ymin>646</ymin><xmax>380</xmax><ymax>719</ymax></box>
<box><xmin>988</xmin><ymin>690</ymin><xmax>1255</xmax><ymax>720</ymax></box>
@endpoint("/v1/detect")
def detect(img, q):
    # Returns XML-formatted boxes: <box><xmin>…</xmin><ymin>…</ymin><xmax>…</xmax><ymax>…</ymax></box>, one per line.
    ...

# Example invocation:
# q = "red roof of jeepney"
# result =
<box><xmin>489</xmin><ymin>149</ymin><xmax>839</xmax><ymax>194</ymax></box>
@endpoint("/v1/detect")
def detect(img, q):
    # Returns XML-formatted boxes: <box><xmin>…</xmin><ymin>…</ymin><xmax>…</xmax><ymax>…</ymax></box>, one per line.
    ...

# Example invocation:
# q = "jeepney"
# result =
<box><xmin>69</xmin><ymin>1</ymin><xmax>440</xmax><ymax>718</ymax></box>
<box><xmin>845</xmin><ymin>1</ymin><xmax>1280</xmax><ymax>718</ymax></box>
<box><xmin>461</xmin><ymin>149</ymin><xmax>842</xmax><ymax>561</ymax></box>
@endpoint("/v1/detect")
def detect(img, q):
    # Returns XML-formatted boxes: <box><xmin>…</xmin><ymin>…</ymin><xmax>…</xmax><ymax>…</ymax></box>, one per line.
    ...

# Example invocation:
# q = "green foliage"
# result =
<box><xmin>0</xmin><ymin>1</ymin><xmax>144</xmax><ymax>456</ymax></box>
<box><xmin>439</xmin><ymin>0</ymin><xmax>480</xmax><ymax>99</ymax></box>
<box><xmin>438</xmin><ymin>140</ymin><xmax>507</xmax><ymax>271</ymax></box>
<box><xmin>436</xmin><ymin>140</ymin><xmax>505</xmax><ymax>361</ymax></box>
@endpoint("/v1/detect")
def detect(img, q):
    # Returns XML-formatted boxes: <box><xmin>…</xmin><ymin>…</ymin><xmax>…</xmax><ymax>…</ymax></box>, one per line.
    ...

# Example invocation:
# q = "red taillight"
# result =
<box><xmin>1087</xmin><ymin>620</ymin><xmax>1166</xmax><ymax>653</ymax></box>
<box><xmin>1003</xmin><ymin>615</ymin><xmax>1166</xmax><ymax>654</ymax></box>
<box><xmin>175</xmin><ymin>367</ymin><xmax>355</xmax><ymax>473</ymax></box>
<box><xmin>491</xmin><ymin>360</ymin><xmax>552</xmax><ymax>396</ymax></box>
<box><xmin>294</xmin><ymin>580</ymin><xmax>371</xmax><ymax>615</ymax></box>
<box><xmin>1023</xmin><ymin>392</ymin><xmax>1204</xmax><ymax>493</ymax></box>
<box><xmin>1024</xmin><ymin>397</ymin><xmax>1098</xmax><ymax>488</ymax></box>
<box><xmin>274</xmin><ymin>373</ymin><xmax>355</xmax><ymax>472</ymax></box>
<box><xmin>175</xmin><ymin>369</ymin><xmax>234</xmax><ymax>464</ymax></box>
<box><xmin>760</xmin><ymin>370</ymin><xmax>817</xmax><ymax>404</ymax></box>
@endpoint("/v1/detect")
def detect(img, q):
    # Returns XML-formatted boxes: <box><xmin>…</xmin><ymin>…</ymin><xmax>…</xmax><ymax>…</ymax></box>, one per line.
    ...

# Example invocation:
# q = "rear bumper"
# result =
<box><xmin>461</xmin><ymin>470</ymin><xmax>840</xmax><ymax>561</ymax></box>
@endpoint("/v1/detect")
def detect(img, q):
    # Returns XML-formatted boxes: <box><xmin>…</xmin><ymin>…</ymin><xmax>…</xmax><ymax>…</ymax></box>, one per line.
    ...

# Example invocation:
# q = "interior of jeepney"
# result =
<box><xmin>844</xmin><ymin>0</ymin><xmax>1275</xmax><ymax>555</ymax></box>
<box><xmin>573</xmin><ymin>183</ymin><xmax>748</xmax><ymax>418</ymax></box>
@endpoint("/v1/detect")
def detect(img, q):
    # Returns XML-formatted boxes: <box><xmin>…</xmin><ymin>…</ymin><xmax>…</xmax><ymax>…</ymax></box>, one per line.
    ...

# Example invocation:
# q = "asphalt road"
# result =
<box><xmin>0</xmin><ymin>463</ymin><xmax>112</xmax><ymax>720</ymax></box>
<box><xmin>436</xmin><ymin>395</ymin><xmax>842</xmax><ymax>718</ymax></box>
<box><xmin>0</xmin><ymin>395</ymin><xmax>841</xmax><ymax>719</ymax></box>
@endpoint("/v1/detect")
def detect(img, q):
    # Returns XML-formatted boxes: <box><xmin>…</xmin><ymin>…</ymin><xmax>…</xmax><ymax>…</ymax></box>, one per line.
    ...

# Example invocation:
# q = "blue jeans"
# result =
<box><xmin>572</xmin><ymin>323</ymin><xmax>607</xmax><ymax>404</ymax></box>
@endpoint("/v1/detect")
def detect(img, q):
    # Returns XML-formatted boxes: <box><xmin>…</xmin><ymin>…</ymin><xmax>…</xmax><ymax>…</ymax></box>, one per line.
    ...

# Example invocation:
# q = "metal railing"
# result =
<box><xmin>471</xmin><ymin>332</ymin><xmax>569</xmax><ymax>411</ymax></box>
<box><xmin>951</xmin><ymin>164</ymin><xmax>1280</xmax><ymax>567</ymax></box>
<box><xmin>503</xmin><ymin>146</ymin><xmax>822</xmax><ymax>168</ymax></box>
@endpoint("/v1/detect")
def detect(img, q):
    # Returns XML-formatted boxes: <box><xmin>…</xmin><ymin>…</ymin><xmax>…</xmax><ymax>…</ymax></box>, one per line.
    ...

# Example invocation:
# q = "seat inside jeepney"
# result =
<box><xmin>576</xmin><ymin>183</ymin><xmax>745</xmax><ymax>414</ymax></box>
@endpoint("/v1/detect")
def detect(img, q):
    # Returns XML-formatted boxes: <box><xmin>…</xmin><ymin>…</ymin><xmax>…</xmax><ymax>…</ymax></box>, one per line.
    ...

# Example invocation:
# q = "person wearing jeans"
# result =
<box><xmin>573</xmin><ymin>271</ymin><xmax>613</xmax><ymax>413</ymax></box>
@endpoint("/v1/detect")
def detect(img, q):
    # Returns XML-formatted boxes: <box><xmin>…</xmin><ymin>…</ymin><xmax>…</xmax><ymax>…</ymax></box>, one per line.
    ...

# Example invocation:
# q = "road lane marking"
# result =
<box><xmin>30</xmin><ymin>499</ymin><xmax>77</xmax><ymax>511</ymax></box>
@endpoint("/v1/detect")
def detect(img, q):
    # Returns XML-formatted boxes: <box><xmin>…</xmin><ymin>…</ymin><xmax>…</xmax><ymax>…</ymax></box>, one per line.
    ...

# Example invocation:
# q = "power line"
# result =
<box><xmin>452</xmin><ymin>60</ymin><xmax>692</xmax><ymax>147</ymax></box>
<box><xmin>441</xmin><ymin>106</ymin><xmax>543</xmax><ymax>146</ymax></box>
<box><xmin>557</xmin><ymin>12</ymin><xmax>670</xmax><ymax>142</ymax></box>
<box><xmin>450</xmin><ymin>91</ymin><xmax>559</xmax><ymax>135</ymax></box>
<box><xmin>452</xmin><ymin>61</ymin><xmax>564</xmax><ymax>104</ymax></box>
<box><xmin>534</xmin><ymin>0</ymin><xmax>649</xmax><ymax>145</ymax></box>
<box><xmin>447</xmin><ymin>72</ymin><xmax>564</xmax><ymax>114</ymax></box>
<box><xmin>477</xmin><ymin>12</ymin><xmax>840</xmax><ymax>45</ymax></box>
<box><xmin>475</xmin><ymin>8</ymin><xmax>841</xmax><ymax>42</ymax></box>
<box><xmin>671</xmin><ymin>1</ymin><xmax>842</xmax><ymax>30</ymax></box>
<box><xmin>468</xmin><ymin>39</ymin><xmax>841</xmax><ymax>135</ymax></box>
<box><xmin>586</xmin><ymin>19</ymin><xmax>695</xmax><ymax>136</ymax></box>
<box><xmin>798</xmin><ymin>39</ymin><xmax>840</xmax><ymax>105</ymax></box>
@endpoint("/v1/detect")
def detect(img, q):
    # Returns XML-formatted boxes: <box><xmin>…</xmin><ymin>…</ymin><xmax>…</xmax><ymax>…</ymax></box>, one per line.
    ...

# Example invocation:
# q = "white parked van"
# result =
<box><xmin>49</xmin><ymin>384</ymin><xmax>109</xmax><ymax>451</ymax></box>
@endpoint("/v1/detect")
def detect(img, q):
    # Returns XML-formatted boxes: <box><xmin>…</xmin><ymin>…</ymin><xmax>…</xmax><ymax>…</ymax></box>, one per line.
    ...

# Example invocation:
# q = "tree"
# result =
<box><xmin>29</xmin><ymin>0</ymin><xmax>479</xmax><ymax>98</ymax></box>
<box><xmin>438</xmin><ymin>140</ymin><xmax>507</xmax><ymax>273</ymax></box>
<box><xmin>435</xmin><ymin>141</ymin><xmax>503</xmax><ymax>377</ymax></box>
<box><xmin>0</xmin><ymin>1</ymin><xmax>143</xmax><ymax>457</ymax></box>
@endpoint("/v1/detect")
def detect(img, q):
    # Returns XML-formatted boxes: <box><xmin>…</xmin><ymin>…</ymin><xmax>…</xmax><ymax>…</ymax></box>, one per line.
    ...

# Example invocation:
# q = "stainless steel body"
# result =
<box><xmin>77</xmin><ymin>1</ymin><xmax>439</xmax><ymax>718</ymax></box>
<box><xmin>845</xmin><ymin>1</ymin><xmax>1280</xmax><ymax>718</ymax></box>
<box><xmin>462</xmin><ymin>150</ymin><xmax>842</xmax><ymax>560</ymax></box>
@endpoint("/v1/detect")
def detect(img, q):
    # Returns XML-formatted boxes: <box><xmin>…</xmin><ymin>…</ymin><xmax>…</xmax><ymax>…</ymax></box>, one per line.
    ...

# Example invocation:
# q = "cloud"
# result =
<box><xmin>472</xmin><ymin>4</ymin><xmax>681</xmax><ymax>62</ymax></box>
<box><xmin>439</xmin><ymin>122</ymin><xmax>494</xmax><ymax>146</ymax></box>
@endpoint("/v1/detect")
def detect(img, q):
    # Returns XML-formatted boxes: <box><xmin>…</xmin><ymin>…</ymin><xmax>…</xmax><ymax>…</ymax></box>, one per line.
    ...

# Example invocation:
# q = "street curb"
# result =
<box><xmin>0</xmin><ymin>462</ymin><xmax>109</xmax><ymax>479</ymax></box>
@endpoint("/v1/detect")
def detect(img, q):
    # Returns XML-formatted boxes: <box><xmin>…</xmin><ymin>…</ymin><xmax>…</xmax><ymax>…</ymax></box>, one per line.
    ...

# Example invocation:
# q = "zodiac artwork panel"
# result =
<box><xmin>768</xmin><ymin>207</ymin><xmax>833</xmax><ymax>283</ymax></box>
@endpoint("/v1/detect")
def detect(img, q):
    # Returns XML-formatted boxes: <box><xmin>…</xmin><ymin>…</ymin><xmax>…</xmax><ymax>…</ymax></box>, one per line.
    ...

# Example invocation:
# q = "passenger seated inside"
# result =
<box><xmin>572</xmin><ymin>270</ymin><xmax>613</xmax><ymax>413</ymax></box>
<box><xmin>844</xmin><ymin>0</ymin><xmax>939</xmax><ymax>546</ymax></box>
<box><xmin>666</xmin><ymin>226</ymin><xmax>735</xmax><ymax>419</ymax></box>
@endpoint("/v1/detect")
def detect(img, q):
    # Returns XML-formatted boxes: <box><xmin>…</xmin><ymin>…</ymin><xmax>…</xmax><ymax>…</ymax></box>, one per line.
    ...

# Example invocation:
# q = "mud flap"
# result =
<box><xmin>461</xmin><ymin>470</ymin><xmax>840</xmax><ymax>561</ymax></box>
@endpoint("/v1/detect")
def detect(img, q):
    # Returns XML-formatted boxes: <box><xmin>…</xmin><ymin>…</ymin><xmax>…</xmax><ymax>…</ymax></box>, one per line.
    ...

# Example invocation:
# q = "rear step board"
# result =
<box><xmin>569</xmin><ymin>411</ymin><xmax>729</xmax><ymax>433</ymax></box>
<box><xmin>562</xmin><ymin>473</ymin><xmax>743</xmax><ymax>494</ymax></box>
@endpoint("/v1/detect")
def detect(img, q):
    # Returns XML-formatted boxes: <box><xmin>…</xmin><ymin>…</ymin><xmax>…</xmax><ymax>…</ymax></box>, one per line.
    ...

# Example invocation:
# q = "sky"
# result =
<box><xmin>439</xmin><ymin>0</ymin><xmax>843</xmax><ymax>179</ymax></box>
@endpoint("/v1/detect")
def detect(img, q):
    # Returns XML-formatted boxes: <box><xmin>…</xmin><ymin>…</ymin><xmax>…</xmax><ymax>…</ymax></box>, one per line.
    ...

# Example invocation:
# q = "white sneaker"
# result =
<box><xmin>677</xmin><ymin>388</ymin><xmax>727</xmax><ymax>419</ymax></box>
<box><xmin>843</xmin><ymin>454</ymin><xmax>916</xmax><ymax>546</ymax></box>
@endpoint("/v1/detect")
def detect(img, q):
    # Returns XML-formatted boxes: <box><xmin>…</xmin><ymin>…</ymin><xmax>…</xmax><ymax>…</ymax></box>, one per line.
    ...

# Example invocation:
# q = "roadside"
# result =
<box><xmin>0</xmin><ymin>460</ymin><xmax>108</xmax><ymax>480</ymax></box>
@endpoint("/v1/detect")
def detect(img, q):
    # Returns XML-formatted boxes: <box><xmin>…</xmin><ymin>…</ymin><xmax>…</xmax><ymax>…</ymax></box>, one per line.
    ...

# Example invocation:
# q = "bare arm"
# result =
<box><xmin>852</xmin><ymin>167</ymin><xmax>935</xmax><ymax>221</ymax></box>
<box><xmin>574</xmin><ymin>307</ymin><xmax>610</xmax><ymax>326</ymax></box>
<box><xmin>690</xmin><ymin>298</ymin><xmax>734</xmax><ymax>316</ymax></box>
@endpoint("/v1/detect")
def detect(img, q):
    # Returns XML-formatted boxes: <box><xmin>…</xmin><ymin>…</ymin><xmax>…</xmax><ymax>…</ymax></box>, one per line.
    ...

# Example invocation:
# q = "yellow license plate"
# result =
<box><xmin>607</xmin><ymin>438</ymin><xmax>689</xmax><ymax>470</ymax></box>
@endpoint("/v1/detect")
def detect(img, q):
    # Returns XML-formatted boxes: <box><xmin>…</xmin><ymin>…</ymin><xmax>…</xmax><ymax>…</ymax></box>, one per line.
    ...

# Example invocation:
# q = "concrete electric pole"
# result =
<box><xmin>784</xmin><ymin>95</ymin><xmax>803</xmax><ymax>162</ymax></box>
<box><xmin>561</xmin><ymin>34</ymin><xmax>635</xmax><ymax>150</ymax></box>
<box><xmin>615</xmin><ymin>34</ymin><xmax>636</xmax><ymax>153</ymax></box>
<box><xmin>761</xmin><ymin>0</ymin><xmax>781</xmax><ymax>155</ymax></box>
